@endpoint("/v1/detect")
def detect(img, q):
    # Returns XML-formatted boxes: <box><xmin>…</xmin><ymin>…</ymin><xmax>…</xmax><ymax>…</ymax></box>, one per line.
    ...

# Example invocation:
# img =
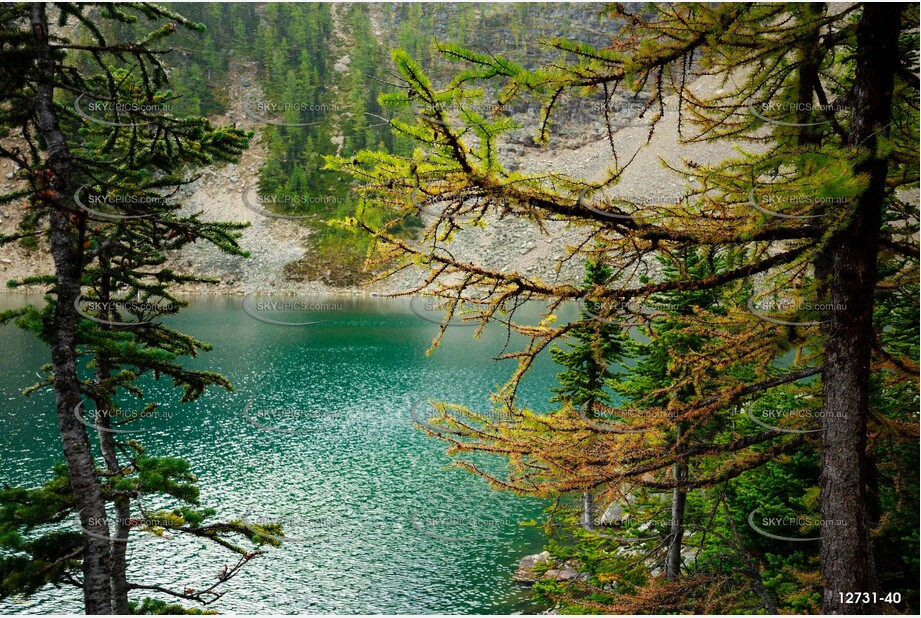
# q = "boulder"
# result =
<box><xmin>543</xmin><ymin>566</ymin><xmax>583</xmax><ymax>582</ymax></box>
<box><xmin>514</xmin><ymin>551</ymin><xmax>588</xmax><ymax>584</ymax></box>
<box><xmin>597</xmin><ymin>502</ymin><xmax>625</xmax><ymax>526</ymax></box>
<box><xmin>513</xmin><ymin>550</ymin><xmax>551</xmax><ymax>582</ymax></box>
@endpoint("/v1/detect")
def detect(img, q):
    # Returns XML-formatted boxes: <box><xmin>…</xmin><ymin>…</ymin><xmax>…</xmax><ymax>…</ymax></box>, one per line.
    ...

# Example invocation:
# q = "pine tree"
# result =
<box><xmin>611</xmin><ymin>250</ymin><xmax>745</xmax><ymax>586</ymax></box>
<box><xmin>549</xmin><ymin>261</ymin><xmax>626</xmax><ymax>532</ymax></box>
<box><xmin>0</xmin><ymin>3</ymin><xmax>281</xmax><ymax>613</ymax></box>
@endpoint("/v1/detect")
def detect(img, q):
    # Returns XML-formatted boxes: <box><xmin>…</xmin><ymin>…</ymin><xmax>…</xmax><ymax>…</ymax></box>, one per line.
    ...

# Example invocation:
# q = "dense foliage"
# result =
<box><xmin>329</xmin><ymin>3</ymin><xmax>919</xmax><ymax>614</ymax></box>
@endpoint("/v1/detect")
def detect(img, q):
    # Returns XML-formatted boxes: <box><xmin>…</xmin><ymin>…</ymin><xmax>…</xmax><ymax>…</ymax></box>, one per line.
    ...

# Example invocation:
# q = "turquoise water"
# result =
<box><xmin>0</xmin><ymin>294</ymin><xmax>575</xmax><ymax>614</ymax></box>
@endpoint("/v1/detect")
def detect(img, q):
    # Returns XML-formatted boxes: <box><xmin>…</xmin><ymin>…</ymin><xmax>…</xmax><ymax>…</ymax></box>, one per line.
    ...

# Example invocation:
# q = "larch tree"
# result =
<box><xmin>329</xmin><ymin>3</ymin><xmax>918</xmax><ymax>614</ymax></box>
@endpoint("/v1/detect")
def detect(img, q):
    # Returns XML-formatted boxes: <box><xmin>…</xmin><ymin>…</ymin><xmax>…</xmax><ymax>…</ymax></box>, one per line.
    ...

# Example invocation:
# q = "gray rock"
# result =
<box><xmin>598</xmin><ymin>502</ymin><xmax>625</xmax><ymax>526</ymax></box>
<box><xmin>514</xmin><ymin>551</ymin><xmax>588</xmax><ymax>584</ymax></box>
<box><xmin>513</xmin><ymin>551</ymin><xmax>551</xmax><ymax>582</ymax></box>
<box><xmin>543</xmin><ymin>566</ymin><xmax>583</xmax><ymax>582</ymax></box>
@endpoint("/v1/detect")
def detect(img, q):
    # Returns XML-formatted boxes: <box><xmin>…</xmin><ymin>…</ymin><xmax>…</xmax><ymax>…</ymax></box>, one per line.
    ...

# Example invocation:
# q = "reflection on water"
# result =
<box><xmin>0</xmin><ymin>294</ymin><xmax>579</xmax><ymax>614</ymax></box>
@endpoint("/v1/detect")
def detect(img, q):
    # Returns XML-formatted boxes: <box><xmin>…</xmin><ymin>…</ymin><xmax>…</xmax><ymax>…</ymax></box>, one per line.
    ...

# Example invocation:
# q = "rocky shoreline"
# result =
<box><xmin>514</xmin><ymin>550</ymin><xmax>589</xmax><ymax>585</ymax></box>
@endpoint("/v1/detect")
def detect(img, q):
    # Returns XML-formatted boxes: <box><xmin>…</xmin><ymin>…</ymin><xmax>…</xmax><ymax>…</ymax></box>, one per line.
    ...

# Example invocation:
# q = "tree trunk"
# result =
<box><xmin>93</xmin><ymin>269</ymin><xmax>132</xmax><ymax>615</ymax></box>
<box><xmin>581</xmin><ymin>394</ymin><xmax>598</xmax><ymax>532</ymax></box>
<box><xmin>30</xmin><ymin>4</ymin><xmax>113</xmax><ymax>613</ymax></box>
<box><xmin>96</xmin><ymin>407</ymin><xmax>132</xmax><ymax>615</ymax></box>
<box><xmin>817</xmin><ymin>4</ymin><xmax>903</xmax><ymax>613</ymax></box>
<box><xmin>97</xmin><ymin>418</ymin><xmax>131</xmax><ymax>614</ymax></box>
<box><xmin>94</xmin><ymin>375</ymin><xmax>131</xmax><ymax>610</ymax></box>
<box><xmin>666</xmin><ymin>425</ymin><xmax>687</xmax><ymax>581</ymax></box>
<box><xmin>795</xmin><ymin>3</ymin><xmax>825</xmax><ymax>149</ymax></box>
<box><xmin>581</xmin><ymin>490</ymin><xmax>594</xmax><ymax>531</ymax></box>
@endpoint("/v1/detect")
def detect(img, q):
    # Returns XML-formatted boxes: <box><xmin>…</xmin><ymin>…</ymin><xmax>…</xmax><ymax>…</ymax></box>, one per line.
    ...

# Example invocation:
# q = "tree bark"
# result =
<box><xmin>795</xmin><ymin>3</ymin><xmax>825</xmax><ymax>149</ymax></box>
<box><xmin>30</xmin><ymin>3</ymin><xmax>113</xmax><ymax>613</ymax></box>
<box><xmin>665</xmin><ymin>425</ymin><xmax>686</xmax><ymax>581</ymax></box>
<box><xmin>96</xmin><ymin>406</ymin><xmax>132</xmax><ymax>615</ymax></box>
<box><xmin>93</xmin><ymin>269</ymin><xmax>132</xmax><ymax>615</ymax></box>
<box><xmin>817</xmin><ymin>4</ymin><xmax>903</xmax><ymax>613</ymax></box>
<box><xmin>581</xmin><ymin>490</ymin><xmax>594</xmax><ymax>531</ymax></box>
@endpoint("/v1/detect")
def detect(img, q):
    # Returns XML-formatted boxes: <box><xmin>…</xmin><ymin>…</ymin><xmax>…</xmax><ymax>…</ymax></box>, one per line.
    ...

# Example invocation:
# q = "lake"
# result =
<box><xmin>0</xmin><ymin>293</ymin><xmax>578</xmax><ymax>614</ymax></box>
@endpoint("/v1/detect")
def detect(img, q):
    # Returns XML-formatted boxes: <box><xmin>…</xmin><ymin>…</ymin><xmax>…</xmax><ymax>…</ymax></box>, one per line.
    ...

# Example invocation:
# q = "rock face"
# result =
<box><xmin>514</xmin><ymin>550</ymin><xmax>587</xmax><ymax>584</ymax></box>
